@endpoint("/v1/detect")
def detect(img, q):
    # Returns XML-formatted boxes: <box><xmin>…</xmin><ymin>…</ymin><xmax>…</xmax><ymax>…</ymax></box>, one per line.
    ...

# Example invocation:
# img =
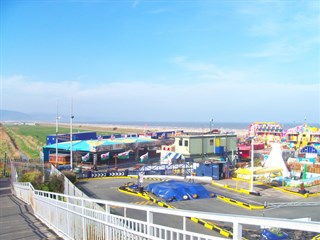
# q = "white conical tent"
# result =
<box><xmin>264</xmin><ymin>143</ymin><xmax>290</xmax><ymax>177</ymax></box>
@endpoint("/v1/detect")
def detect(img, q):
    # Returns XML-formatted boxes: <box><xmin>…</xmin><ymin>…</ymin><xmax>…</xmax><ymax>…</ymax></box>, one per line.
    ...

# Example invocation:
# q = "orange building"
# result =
<box><xmin>49</xmin><ymin>153</ymin><xmax>70</xmax><ymax>165</ymax></box>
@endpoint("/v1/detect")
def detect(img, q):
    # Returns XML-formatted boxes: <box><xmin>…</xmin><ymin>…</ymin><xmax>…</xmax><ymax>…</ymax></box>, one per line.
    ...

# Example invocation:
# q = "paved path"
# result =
<box><xmin>0</xmin><ymin>178</ymin><xmax>61</xmax><ymax>240</ymax></box>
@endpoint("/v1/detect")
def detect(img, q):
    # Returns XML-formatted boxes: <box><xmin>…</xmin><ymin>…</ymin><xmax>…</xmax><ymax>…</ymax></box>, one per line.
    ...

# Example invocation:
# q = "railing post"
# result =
<box><xmin>105</xmin><ymin>203</ymin><xmax>111</xmax><ymax>240</ymax></box>
<box><xmin>183</xmin><ymin>216</ymin><xmax>187</xmax><ymax>240</ymax></box>
<box><xmin>55</xmin><ymin>194</ymin><xmax>58</xmax><ymax>231</ymax></box>
<box><xmin>82</xmin><ymin>199</ymin><xmax>86</xmax><ymax>240</ymax></box>
<box><xmin>147</xmin><ymin>210</ymin><xmax>154</xmax><ymax>237</ymax></box>
<box><xmin>233</xmin><ymin>222</ymin><xmax>242</xmax><ymax>240</ymax></box>
<box><xmin>67</xmin><ymin>197</ymin><xmax>70</xmax><ymax>238</ymax></box>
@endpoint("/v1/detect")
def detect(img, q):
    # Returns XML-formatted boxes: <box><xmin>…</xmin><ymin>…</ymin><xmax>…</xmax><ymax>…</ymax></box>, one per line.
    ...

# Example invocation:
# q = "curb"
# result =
<box><xmin>118</xmin><ymin>186</ymin><xmax>242</xmax><ymax>239</ymax></box>
<box><xmin>78</xmin><ymin>176</ymin><xmax>131</xmax><ymax>181</ymax></box>
<box><xmin>217</xmin><ymin>195</ymin><xmax>264</xmax><ymax>210</ymax></box>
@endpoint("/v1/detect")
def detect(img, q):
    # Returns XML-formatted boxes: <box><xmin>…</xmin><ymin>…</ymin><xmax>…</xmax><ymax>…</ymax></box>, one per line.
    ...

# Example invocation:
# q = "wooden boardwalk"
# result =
<box><xmin>0</xmin><ymin>178</ymin><xmax>61</xmax><ymax>240</ymax></box>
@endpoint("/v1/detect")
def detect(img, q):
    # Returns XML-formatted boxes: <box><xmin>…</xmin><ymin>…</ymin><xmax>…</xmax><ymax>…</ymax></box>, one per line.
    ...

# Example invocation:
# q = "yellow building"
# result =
<box><xmin>285</xmin><ymin>124</ymin><xmax>320</xmax><ymax>149</ymax></box>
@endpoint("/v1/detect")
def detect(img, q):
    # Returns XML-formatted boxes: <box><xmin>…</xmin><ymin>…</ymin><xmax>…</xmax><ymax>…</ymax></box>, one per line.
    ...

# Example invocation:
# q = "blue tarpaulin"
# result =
<box><xmin>146</xmin><ymin>180</ymin><xmax>213</xmax><ymax>202</ymax></box>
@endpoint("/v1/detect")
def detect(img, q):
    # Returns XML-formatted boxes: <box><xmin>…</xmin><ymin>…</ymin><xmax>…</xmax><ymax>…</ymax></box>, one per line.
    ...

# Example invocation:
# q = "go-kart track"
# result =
<box><xmin>76</xmin><ymin>176</ymin><xmax>320</xmax><ymax>239</ymax></box>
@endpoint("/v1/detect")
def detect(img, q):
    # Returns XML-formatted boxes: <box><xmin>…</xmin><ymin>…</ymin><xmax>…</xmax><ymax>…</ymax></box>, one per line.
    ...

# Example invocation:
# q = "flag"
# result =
<box><xmin>101</xmin><ymin>152</ymin><xmax>110</xmax><ymax>160</ymax></box>
<box><xmin>81</xmin><ymin>153</ymin><xmax>90</xmax><ymax>162</ymax></box>
<box><xmin>163</xmin><ymin>153</ymin><xmax>172</xmax><ymax>165</ymax></box>
<box><xmin>117</xmin><ymin>151</ymin><xmax>130</xmax><ymax>159</ymax></box>
<box><xmin>140</xmin><ymin>152</ymin><xmax>148</xmax><ymax>162</ymax></box>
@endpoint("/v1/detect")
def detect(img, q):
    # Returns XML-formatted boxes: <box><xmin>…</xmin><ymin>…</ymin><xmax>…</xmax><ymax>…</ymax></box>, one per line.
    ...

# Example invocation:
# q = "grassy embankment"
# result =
<box><xmin>2</xmin><ymin>123</ymin><xmax>144</xmax><ymax>161</ymax></box>
<box><xmin>4</xmin><ymin>124</ymin><xmax>74</xmax><ymax>160</ymax></box>
<box><xmin>0</xmin><ymin>124</ymin><xmax>20</xmax><ymax>160</ymax></box>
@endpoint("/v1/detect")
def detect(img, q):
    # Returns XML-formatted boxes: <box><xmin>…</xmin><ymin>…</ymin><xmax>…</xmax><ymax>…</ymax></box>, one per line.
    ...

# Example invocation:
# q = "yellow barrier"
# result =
<box><xmin>232</xmin><ymin>178</ymin><xmax>320</xmax><ymax>198</ymax></box>
<box><xmin>311</xmin><ymin>234</ymin><xmax>320</xmax><ymax>240</ymax></box>
<box><xmin>217</xmin><ymin>195</ymin><xmax>264</xmax><ymax>210</ymax></box>
<box><xmin>118</xmin><ymin>186</ymin><xmax>246</xmax><ymax>239</ymax></box>
<box><xmin>79</xmin><ymin>176</ymin><xmax>131</xmax><ymax>181</ymax></box>
<box><xmin>212</xmin><ymin>180</ymin><xmax>251</xmax><ymax>195</ymax></box>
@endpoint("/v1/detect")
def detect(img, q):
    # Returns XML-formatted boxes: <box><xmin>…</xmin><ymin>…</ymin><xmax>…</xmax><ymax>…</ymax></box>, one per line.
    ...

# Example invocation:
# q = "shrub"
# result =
<box><xmin>48</xmin><ymin>174</ymin><xmax>64</xmax><ymax>193</ymax></box>
<box><xmin>62</xmin><ymin>170</ymin><xmax>77</xmax><ymax>183</ymax></box>
<box><xmin>38</xmin><ymin>183</ymin><xmax>50</xmax><ymax>191</ymax></box>
<box><xmin>19</xmin><ymin>170</ymin><xmax>43</xmax><ymax>189</ymax></box>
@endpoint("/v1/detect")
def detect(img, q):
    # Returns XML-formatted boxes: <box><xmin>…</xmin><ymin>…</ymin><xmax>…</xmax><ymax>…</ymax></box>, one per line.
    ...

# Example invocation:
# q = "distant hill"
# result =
<box><xmin>0</xmin><ymin>109</ymin><xmax>32</xmax><ymax>121</ymax></box>
<box><xmin>0</xmin><ymin>109</ymin><xmax>90</xmax><ymax>122</ymax></box>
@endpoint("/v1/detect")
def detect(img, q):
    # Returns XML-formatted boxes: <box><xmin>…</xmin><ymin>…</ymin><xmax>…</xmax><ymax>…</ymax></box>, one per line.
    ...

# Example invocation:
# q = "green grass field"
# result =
<box><xmin>3</xmin><ymin>124</ymin><xmax>119</xmax><ymax>160</ymax></box>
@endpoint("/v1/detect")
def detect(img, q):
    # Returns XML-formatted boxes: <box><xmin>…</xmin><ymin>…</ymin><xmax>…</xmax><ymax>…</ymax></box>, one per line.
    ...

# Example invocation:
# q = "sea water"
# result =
<box><xmin>85</xmin><ymin>121</ymin><xmax>319</xmax><ymax>130</ymax></box>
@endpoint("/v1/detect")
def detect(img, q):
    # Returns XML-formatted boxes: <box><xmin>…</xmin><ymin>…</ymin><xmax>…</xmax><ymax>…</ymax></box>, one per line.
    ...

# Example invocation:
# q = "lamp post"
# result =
<box><xmin>55</xmin><ymin>104</ymin><xmax>60</xmax><ymax>167</ymax></box>
<box><xmin>70</xmin><ymin>98</ymin><xmax>74</xmax><ymax>170</ymax></box>
<box><xmin>250</xmin><ymin>137</ymin><xmax>254</xmax><ymax>192</ymax></box>
<box><xmin>210</xmin><ymin>118</ymin><xmax>213</xmax><ymax>132</ymax></box>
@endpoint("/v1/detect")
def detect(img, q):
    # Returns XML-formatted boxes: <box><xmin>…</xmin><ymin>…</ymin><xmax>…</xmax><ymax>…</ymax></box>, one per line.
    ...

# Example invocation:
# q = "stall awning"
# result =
<box><xmin>235</xmin><ymin>167</ymin><xmax>282</xmax><ymax>175</ymax></box>
<box><xmin>163</xmin><ymin>152</ymin><xmax>182</xmax><ymax>160</ymax></box>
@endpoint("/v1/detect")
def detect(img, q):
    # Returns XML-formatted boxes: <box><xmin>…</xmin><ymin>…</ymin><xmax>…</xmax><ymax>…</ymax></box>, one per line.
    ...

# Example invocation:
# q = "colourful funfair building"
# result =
<box><xmin>285</xmin><ymin>124</ymin><xmax>320</xmax><ymax>150</ymax></box>
<box><xmin>246</xmin><ymin>122</ymin><xmax>283</xmax><ymax>146</ymax></box>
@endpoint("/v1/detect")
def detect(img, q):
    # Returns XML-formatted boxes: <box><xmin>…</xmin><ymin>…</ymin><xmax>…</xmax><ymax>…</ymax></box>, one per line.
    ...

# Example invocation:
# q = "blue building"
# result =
<box><xmin>46</xmin><ymin>131</ymin><xmax>97</xmax><ymax>145</ymax></box>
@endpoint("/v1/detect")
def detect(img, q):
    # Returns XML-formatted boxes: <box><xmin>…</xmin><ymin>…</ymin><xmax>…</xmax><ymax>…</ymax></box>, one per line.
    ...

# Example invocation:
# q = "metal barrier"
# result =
<box><xmin>11</xmin><ymin>163</ymin><xmax>320</xmax><ymax>240</ymax></box>
<box><xmin>12</xmin><ymin>181</ymin><xmax>320</xmax><ymax>240</ymax></box>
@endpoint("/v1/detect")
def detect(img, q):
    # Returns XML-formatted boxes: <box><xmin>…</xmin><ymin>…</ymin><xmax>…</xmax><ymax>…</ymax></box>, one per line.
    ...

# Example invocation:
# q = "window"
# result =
<box><xmin>210</xmin><ymin>139</ymin><xmax>214</xmax><ymax>145</ymax></box>
<box><xmin>179</xmin><ymin>139</ymin><xmax>182</xmax><ymax>146</ymax></box>
<box><xmin>184</xmin><ymin>140</ymin><xmax>188</xmax><ymax>146</ymax></box>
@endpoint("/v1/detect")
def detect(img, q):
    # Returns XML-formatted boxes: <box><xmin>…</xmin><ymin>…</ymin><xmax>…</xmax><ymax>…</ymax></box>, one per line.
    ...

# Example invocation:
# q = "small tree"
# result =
<box><xmin>48</xmin><ymin>174</ymin><xmax>64</xmax><ymax>193</ymax></box>
<box><xmin>62</xmin><ymin>170</ymin><xmax>77</xmax><ymax>183</ymax></box>
<box><xmin>19</xmin><ymin>170</ymin><xmax>43</xmax><ymax>189</ymax></box>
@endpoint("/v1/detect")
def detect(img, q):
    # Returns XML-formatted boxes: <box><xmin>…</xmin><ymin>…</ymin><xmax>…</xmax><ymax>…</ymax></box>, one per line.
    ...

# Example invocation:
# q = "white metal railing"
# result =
<box><xmin>13</xmin><ymin>181</ymin><xmax>320</xmax><ymax>240</ymax></box>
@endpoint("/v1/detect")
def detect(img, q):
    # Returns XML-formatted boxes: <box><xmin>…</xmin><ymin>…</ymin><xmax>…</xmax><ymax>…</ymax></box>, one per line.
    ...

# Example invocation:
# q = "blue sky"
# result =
<box><xmin>1</xmin><ymin>0</ymin><xmax>319</xmax><ymax>124</ymax></box>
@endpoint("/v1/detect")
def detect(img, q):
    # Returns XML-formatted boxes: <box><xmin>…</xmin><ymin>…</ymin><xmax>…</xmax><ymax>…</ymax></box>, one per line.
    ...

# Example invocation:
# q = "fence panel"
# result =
<box><xmin>11</xmin><ymin>163</ymin><xmax>320</xmax><ymax>240</ymax></box>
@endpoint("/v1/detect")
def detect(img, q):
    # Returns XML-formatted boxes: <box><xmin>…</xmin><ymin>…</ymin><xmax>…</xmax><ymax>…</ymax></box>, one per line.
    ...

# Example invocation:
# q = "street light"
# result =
<box><xmin>250</xmin><ymin>137</ymin><xmax>255</xmax><ymax>192</ymax></box>
<box><xmin>210</xmin><ymin>118</ymin><xmax>214</xmax><ymax>132</ymax></box>
<box><xmin>55</xmin><ymin>102</ymin><xmax>61</xmax><ymax>167</ymax></box>
<box><xmin>70</xmin><ymin>98</ymin><xmax>74</xmax><ymax>170</ymax></box>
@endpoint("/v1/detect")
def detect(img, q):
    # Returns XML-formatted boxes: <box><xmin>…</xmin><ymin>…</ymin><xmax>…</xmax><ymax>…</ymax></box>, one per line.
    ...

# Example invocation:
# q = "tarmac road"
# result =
<box><xmin>76</xmin><ymin>177</ymin><xmax>320</xmax><ymax>239</ymax></box>
<box><xmin>76</xmin><ymin>178</ymin><xmax>223</xmax><ymax>238</ymax></box>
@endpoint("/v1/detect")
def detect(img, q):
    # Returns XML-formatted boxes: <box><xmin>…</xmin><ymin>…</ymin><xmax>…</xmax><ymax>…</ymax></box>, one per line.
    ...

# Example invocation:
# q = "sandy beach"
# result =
<box><xmin>55</xmin><ymin>122</ymin><xmax>248</xmax><ymax>138</ymax></box>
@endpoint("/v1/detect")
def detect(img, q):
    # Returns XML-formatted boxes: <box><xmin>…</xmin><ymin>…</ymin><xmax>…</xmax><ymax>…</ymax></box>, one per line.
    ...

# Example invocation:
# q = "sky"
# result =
<box><xmin>1</xmin><ymin>0</ymin><xmax>319</xmax><ymax>124</ymax></box>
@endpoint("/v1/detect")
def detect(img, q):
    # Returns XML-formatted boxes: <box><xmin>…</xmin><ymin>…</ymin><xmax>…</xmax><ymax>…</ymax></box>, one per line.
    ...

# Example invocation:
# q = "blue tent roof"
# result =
<box><xmin>145</xmin><ymin>180</ymin><xmax>214</xmax><ymax>202</ymax></box>
<box><xmin>300</xmin><ymin>146</ymin><xmax>318</xmax><ymax>154</ymax></box>
<box><xmin>43</xmin><ymin>137</ymin><xmax>156</xmax><ymax>152</ymax></box>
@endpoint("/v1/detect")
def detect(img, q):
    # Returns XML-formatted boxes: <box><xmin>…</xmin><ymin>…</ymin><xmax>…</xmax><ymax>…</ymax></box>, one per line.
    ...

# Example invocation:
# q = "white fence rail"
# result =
<box><xmin>13</xmin><ymin>181</ymin><xmax>320</xmax><ymax>240</ymax></box>
<box><xmin>11</xmin><ymin>163</ymin><xmax>320</xmax><ymax>240</ymax></box>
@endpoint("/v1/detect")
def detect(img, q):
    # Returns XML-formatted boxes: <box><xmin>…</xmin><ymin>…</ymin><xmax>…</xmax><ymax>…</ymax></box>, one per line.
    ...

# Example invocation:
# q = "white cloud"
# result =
<box><xmin>147</xmin><ymin>8</ymin><xmax>172</xmax><ymax>15</ymax></box>
<box><xmin>2</xmin><ymin>74</ymin><xmax>319</xmax><ymax>123</ymax></box>
<box><xmin>171</xmin><ymin>56</ymin><xmax>254</xmax><ymax>83</ymax></box>
<box><xmin>239</xmin><ymin>1</ymin><xmax>319</xmax><ymax>63</ymax></box>
<box><xmin>132</xmin><ymin>0</ymin><xmax>140</xmax><ymax>8</ymax></box>
<box><xmin>245</xmin><ymin>39</ymin><xmax>293</xmax><ymax>59</ymax></box>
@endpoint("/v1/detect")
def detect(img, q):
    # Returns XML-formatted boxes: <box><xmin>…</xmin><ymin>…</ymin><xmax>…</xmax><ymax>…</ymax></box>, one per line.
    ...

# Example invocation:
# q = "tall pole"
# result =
<box><xmin>201</xmin><ymin>128</ymin><xmax>204</xmax><ymax>160</ymax></box>
<box><xmin>55</xmin><ymin>102</ymin><xmax>60</xmax><ymax>166</ymax></box>
<box><xmin>70</xmin><ymin>98</ymin><xmax>74</xmax><ymax>170</ymax></box>
<box><xmin>115</xmin><ymin>156</ymin><xmax>118</xmax><ymax>170</ymax></box>
<box><xmin>250</xmin><ymin>137</ymin><xmax>254</xmax><ymax>192</ymax></box>
<box><xmin>3</xmin><ymin>152</ymin><xmax>6</xmax><ymax>177</ymax></box>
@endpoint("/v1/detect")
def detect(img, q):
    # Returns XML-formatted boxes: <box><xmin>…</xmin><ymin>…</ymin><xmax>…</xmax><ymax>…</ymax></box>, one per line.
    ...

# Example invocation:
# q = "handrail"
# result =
<box><xmin>11</xmin><ymin>162</ymin><xmax>320</xmax><ymax>240</ymax></box>
<box><xmin>13</xmin><ymin>181</ymin><xmax>320</xmax><ymax>240</ymax></box>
